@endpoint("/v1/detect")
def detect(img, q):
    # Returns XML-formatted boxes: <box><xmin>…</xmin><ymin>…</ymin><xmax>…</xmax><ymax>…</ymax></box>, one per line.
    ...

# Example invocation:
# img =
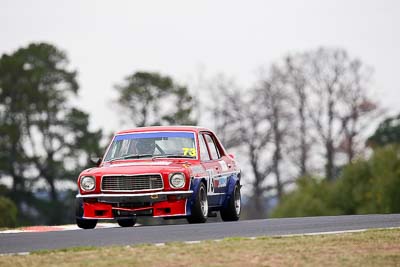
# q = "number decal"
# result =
<box><xmin>183</xmin><ymin>147</ymin><xmax>197</xmax><ymax>157</ymax></box>
<box><xmin>206</xmin><ymin>169</ymin><xmax>214</xmax><ymax>193</ymax></box>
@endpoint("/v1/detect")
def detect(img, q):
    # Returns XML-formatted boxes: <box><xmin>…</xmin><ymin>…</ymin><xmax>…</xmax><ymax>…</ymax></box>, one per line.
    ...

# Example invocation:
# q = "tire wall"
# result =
<box><xmin>223</xmin><ymin>173</ymin><xmax>240</xmax><ymax>209</ymax></box>
<box><xmin>186</xmin><ymin>177</ymin><xmax>207</xmax><ymax>216</ymax></box>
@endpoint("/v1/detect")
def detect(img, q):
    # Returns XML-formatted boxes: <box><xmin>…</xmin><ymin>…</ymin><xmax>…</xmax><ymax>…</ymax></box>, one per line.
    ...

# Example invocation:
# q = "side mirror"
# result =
<box><xmin>228</xmin><ymin>154</ymin><xmax>235</xmax><ymax>159</ymax></box>
<box><xmin>90</xmin><ymin>157</ymin><xmax>102</xmax><ymax>167</ymax></box>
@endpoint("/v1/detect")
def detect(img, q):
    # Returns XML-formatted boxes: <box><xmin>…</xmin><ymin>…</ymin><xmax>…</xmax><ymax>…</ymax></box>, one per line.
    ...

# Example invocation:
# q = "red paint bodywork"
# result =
<box><xmin>76</xmin><ymin>126</ymin><xmax>238</xmax><ymax>220</ymax></box>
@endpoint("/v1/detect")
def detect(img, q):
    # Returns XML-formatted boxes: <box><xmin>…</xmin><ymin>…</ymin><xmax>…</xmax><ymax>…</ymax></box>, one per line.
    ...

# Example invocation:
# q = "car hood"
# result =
<box><xmin>80</xmin><ymin>160</ymin><xmax>192</xmax><ymax>177</ymax></box>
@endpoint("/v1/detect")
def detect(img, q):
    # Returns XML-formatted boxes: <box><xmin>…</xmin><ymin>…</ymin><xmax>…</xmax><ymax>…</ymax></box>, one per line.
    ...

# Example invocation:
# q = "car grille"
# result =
<box><xmin>101</xmin><ymin>174</ymin><xmax>163</xmax><ymax>192</ymax></box>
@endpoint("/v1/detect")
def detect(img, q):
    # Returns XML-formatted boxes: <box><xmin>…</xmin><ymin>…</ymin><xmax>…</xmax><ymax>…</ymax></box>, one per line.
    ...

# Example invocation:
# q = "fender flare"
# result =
<box><xmin>222</xmin><ymin>171</ymin><xmax>241</xmax><ymax>208</ymax></box>
<box><xmin>186</xmin><ymin>177</ymin><xmax>207</xmax><ymax>216</ymax></box>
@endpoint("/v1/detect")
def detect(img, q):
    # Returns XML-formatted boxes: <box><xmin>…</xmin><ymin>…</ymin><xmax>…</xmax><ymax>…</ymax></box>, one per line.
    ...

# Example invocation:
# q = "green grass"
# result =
<box><xmin>1</xmin><ymin>229</ymin><xmax>400</xmax><ymax>267</ymax></box>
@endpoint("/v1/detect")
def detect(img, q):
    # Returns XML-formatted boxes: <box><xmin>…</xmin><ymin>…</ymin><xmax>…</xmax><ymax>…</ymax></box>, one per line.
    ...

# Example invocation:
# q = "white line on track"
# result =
<box><xmin>0</xmin><ymin>223</ymin><xmax>119</xmax><ymax>234</ymax></box>
<box><xmin>184</xmin><ymin>240</ymin><xmax>202</xmax><ymax>244</ymax></box>
<box><xmin>1</xmin><ymin>226</ymin><xmax>399</xmax><ymax>256</ymax></box>
<box><xmin>150</xmin><ymin>227</ymin><xmax>400</xmax><ymax>250</ymax></box>
<box><xmin>276</xmin><ymin>227</ymin><xmax>400</xmax><ymax>237</ymax></box>
<box><xmin>0</xmin><ymin>252</ymin><xmax>30</xmax><ymax>256</ymax></box>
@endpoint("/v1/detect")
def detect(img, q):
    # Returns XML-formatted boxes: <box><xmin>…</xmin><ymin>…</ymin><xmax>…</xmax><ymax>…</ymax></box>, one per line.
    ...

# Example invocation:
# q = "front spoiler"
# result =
<box><xmin>76</xmin><ymin>190</ymin><xmax>193</xmax><ymax>203</ymax></box>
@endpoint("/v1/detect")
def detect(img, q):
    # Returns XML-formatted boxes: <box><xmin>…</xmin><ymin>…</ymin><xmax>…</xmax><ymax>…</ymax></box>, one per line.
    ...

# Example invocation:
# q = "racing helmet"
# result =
<box><xmin>136</xmin><ymin>138</ymin><xmax>156</xmax><ymax>154</ymax></box>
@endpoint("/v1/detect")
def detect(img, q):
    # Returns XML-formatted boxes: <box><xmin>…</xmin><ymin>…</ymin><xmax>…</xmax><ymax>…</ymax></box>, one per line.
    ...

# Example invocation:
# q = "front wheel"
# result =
<box><xmin>220</xmin><ymin>183</ymin><xmax>241</xmax><ymax>221</ymax></box>
<box><xmin>117</xmin><ymin>218</ymin><xmax>136</xmax><ymax>227</ymax></box>
<box><xmin>187</xmin><ymin>182</ymin><xmax>208</xmax><ymax>224</ymax></box>
<box><xmin>75</xmin><ymin>198</ymin><xmax>98</xmax><ymax>229</ymax></box>
<box><xmin>76</xmin><ymin>218</ymin><xmax>97</xmax><ymax>229</ymax></box>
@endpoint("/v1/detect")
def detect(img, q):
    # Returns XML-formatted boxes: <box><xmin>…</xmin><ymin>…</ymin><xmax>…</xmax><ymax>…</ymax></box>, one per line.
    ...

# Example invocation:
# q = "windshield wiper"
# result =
<box><xmin>108</xmin><ymin>154</ymin><xmax>153</xmax><ymax>162</ymax></box>
<box><xmin>152</xmin><ymin>154</ymin><xmax>195</xmax><ymax>159</ymax></box>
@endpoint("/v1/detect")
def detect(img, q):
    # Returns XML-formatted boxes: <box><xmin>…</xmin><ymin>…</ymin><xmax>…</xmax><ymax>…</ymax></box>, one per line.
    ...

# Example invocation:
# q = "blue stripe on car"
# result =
<box><xmin>115</xmin><ymin>132</ymin><xmax>195</xmax><ymax>140</ymax></box>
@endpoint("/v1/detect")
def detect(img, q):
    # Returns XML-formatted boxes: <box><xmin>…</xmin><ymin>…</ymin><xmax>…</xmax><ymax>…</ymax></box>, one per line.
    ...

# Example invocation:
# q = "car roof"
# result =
<box><xmin>115</xmin><ymin>126</ymin><xmax>212</xmax><ymax>135</ymax></box>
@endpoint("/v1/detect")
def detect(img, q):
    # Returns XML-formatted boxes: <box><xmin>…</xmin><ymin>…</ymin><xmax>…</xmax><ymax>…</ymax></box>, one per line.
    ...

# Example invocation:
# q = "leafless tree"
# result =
<box><xmin>207</xmin><ymin>75</ymin><xmax>243</xmax><ymax>149</ymax></box>
<box><xmin>255</xmin><ymin>65</ymin><xmax>294</xmax><ymax>200</ymax></box>
<box><xmin>296</xmin><ymin>48</ymin><xmax>379</xmax><ymax>179</ymax></box>
<box><xmin>335</xmin><ymin>59</ymin><xmax>379</xmax><ymax>163</ymax></box>
<box><xmin>305</xmin><ymin>49</ymin><xmax>345</xmax><ymax>180</ymax></box>
<box><xmin>202</xmin><ymin>47</ymin><xmax>379</xmax><ymax>218</ymax></box>
<box><xmin>206</xmin><ymin>77</ymin><xmax>272</xmax><ymax>217</ymax></box>
<box><xmin>283</xmin><ymin>55</ymin><xmax>313</xmax><ymax>177</ymax></box>
<box><xmin>240</xmin><ymin>92</ymin><xmax>272</xmax><ymax>217</ymax></box>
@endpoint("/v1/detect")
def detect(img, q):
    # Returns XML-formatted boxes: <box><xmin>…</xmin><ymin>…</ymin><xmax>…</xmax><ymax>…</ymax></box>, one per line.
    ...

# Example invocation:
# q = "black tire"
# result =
<box><xmin>76</xmin><ymin>218</ymin><xmax>98</xmax><ymax>229</ymax></box>
<box><xmin>75</xmin><ymin>198</ymin><xmax>84</xmax><ymax>217</ymax></box>
<box><xmin>220</xmin><ymin>183</ymin><xmax>241</xmax><ymax>221</ymax></box>
<box><xmin>75</xmin><ymin>198</ymin><xmax>98</xmax><ymax>229</ymax></box>
<box><xmin>117</xmin><ymin>218</ymin><xmax>136</xmax><ymax>227</ymax></box>
<box><xmin>187</xmin><ymin>182</ymin><xmax>208</xmax><ymax>224</ymax></box>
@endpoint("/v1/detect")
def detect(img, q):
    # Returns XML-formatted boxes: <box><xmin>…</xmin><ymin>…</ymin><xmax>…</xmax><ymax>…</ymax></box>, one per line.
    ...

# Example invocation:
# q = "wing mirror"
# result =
<box><xmin>90</xmin><ymin>157</ymin><xmax>102</xmax><ymax>167</ymax></box>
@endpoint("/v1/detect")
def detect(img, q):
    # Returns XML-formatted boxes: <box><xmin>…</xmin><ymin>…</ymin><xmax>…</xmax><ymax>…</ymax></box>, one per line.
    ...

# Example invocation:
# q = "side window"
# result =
<box><xmin>199</xmin><ymin>134</ymin><xmax>210</xmax><ymax>161</ymax></box>
<box><xmin>204</xmin><ymin>134</ymin><xmax>220</xmax><ymax>160</ymax></box>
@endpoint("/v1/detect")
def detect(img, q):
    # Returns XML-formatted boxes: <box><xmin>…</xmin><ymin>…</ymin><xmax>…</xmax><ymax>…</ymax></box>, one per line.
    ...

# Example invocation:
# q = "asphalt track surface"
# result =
<box><xmin>1</xmin><ymin>214</ymin><xmax>399</xmax><ymax>254</ymax></box>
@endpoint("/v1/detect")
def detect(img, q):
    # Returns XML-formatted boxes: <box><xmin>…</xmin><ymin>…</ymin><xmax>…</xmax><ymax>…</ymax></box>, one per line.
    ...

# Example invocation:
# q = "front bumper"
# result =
<box><xmin>76</xmin><ymin>190</ymin><xmax>193</xmax><ymax>219</ymax></box>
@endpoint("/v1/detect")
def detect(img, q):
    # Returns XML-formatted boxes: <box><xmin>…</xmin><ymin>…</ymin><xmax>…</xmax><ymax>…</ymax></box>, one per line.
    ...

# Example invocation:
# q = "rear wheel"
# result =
<box><xmin>76</xmin><ymin>218</ymin><xmax>98</xmax><ymax>229</ymax></box>
<box><xmin>187</xmin><ymin>182</ymin><xmax>208</xmax><ymax>224</ymax></box>
<box><xmin>117</xmin><ymin>218</ymin><xmax>136</xmax><ymax>227</ymax></box>
<box><xmin>220</xmin><ymin>183</ymin><xmax>241</xmax><ymax>221</ymax></box>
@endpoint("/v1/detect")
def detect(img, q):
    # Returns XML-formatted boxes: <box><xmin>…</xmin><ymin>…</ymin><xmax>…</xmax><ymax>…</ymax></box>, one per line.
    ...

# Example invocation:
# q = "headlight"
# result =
<box><xmin>169</xmin><ymin>173</ymin><xmax>186</xmax><ymax>189</ymax></box>
<box><xmin>80</xmin><ymin>176</ymin><xmax>96</xmax><ymax>191</ymax></box>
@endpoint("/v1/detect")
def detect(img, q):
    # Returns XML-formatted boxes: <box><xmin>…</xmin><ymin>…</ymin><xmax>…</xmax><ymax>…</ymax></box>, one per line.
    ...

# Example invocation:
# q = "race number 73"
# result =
<box><xmin>183</xmin><ymin>147</ymin><xmax>196</xmax><ymax>157</ymax></box>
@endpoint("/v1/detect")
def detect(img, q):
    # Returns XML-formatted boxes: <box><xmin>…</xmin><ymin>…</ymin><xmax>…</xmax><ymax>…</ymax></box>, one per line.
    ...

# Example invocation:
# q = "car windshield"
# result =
<box><xmin>104</xmin><ymin>131</ymin><xmax>197</xmax><ymax>162</ymax></box>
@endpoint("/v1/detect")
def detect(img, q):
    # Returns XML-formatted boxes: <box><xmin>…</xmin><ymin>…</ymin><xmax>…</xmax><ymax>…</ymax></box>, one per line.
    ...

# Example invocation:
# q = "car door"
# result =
<box><xmin>200</xmin><ymin>132</ymin><xmax>226</xmax><ymax>207</ymax></box>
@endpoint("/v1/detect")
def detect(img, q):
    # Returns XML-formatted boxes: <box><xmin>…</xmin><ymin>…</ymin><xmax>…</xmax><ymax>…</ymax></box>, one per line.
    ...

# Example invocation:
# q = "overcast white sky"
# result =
<box><xmin>1</xmin><ymin>0</ymin><xmax>399</xmax><ymax>134</ymax></box>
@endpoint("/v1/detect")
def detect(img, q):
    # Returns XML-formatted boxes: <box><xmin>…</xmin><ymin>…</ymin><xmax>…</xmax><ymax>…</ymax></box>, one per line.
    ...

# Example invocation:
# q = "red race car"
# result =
<box><xmin>75</xmin><ymin>126</ymin><xmax>241</xmax><ymax>229</ymax></box>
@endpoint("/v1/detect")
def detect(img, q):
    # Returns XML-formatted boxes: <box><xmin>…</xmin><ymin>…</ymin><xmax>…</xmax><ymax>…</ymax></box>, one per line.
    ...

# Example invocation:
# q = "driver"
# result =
<box><xmin>135</xmin><ymin>138</ymin><xmax>156</xmax><ymax>155</ymax></box>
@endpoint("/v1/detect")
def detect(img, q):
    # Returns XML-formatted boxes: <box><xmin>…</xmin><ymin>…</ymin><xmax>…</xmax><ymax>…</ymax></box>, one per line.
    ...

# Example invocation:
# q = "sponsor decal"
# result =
<box><xmin>218</xmin><ymin>177</ymin><xmax>227</xmax><ymax>187</ymax></box>
<box><xmin>206</xmin><ymin>169</ymin><xmax>215</xmax><ymax>193</ymax></box>
<box><xmin>213</xmin><ymin>176</ymin><xmax>227</xmax><ymax>188</ymax></box>
<box><xmin>213</xmin><ymin>179</ymin><xmax>219</xmax><ymax>188</ymax></box>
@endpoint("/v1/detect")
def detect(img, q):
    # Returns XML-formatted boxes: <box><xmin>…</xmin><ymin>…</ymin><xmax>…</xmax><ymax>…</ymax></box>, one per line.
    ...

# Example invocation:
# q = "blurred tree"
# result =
<box><xmin>234</xmin><ymin>90</ymin><xmax>272</xmax><ymax>218</ymax></box>
<box><xmin>306</xmin><ymin>49</ymin><xmax>346</xmax><ymax>180</ymax></box>
<box><xmin>271</xmin><ymin>177</ymin><xmax>339</xmax><ymax>218</ymax></box>
<box><xmin>335</xmin><ymin>145</ymin><xmax>400</xmax><ymax>214</ymax></box>
<box><xmin>207</xmin><ymin>78</ymin><xmax>272</xmax><ymax>218</ymax></box>
<box><xmin>206</xmin><ymin>48</ymin><xmax>378</xmax><ymax>219</ymax></box>
<box><xmin>0</xmin><ymin>196</ymin><xmax>18</xmax><ymax>227</ymax></box>
<box><xmin>284</xmin><ymin>55</ymin><xmax>312</xmax><ymax>177</ymax></box>
<box><xmin>0</xmin><ymin>43</ymin><xmax>102</xmax><ymax>225</ymax></box>
<box><xmin>284</xmin><ymin>48</ymin><xmax>378</xmax><ymax>180</ymax></box>
<box><xmin>115</xmin><ymin>72</ymin><xmax>196</xmax><ymax>127</ymax></box>
<box><xmin>367</xmin><ymin>113</ymin><xmax>400</xmax><ymax>147</ymax></box>
<box><xmin>335</xmin><ymin>60</ymin><xmax>379</xmax><ymax>163</ymax></box>
<box><xmin>271</xmin><ymin>145</ymin><xmax>400</xmax><ymax>217</ymax></box>
<box><xmin>207</xmin><ymin>75</ymin><xmax>243</xmax><ymax>149</ymax></box>
<box><xmin>208</xmin><ymin>72</ymin><xmax>293</xmax><ymax>218</ymax></box>
<box><xmin>256</xmin><ymin>65</ymin><xmax>294</xmax><ymax>200</ymax></box>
